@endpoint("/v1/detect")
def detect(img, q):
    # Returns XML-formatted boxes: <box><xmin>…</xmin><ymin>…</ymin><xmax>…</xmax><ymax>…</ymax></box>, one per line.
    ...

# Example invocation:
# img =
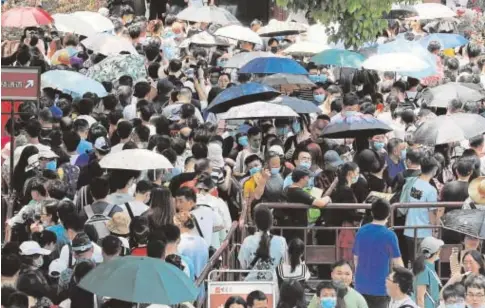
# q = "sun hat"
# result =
<box><xmin>468</xmin><ymin>176</ymin><xmax>485</xmax><ymax>204</ymax></box>
<box><xmin>72</xmin><ymin>232</ymin><xmax>93</xmax><ymax>253</ymax></box>
<box><xmin>420</xmin><ymin>236</ymin><xmax>444</xmax><ymax>257</ymax></box>
<box><xmin>107</xmin><ymin>212</ymin><xmax>131</xmax><ymax>236</ymax></box>
<box><xmin>19</xmin><ymin>241</ymin><xmax>51</xmax><ymax>256</ymax></box>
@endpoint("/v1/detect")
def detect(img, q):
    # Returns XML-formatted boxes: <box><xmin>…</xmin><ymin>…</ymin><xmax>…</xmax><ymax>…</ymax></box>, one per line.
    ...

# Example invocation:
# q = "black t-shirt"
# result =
<box><xmin>366</xmin><ymin>173</ymin><xmax>386</xmax><ymax>193</ymax></box>
<box><xmin>441</xmin><ymin>180</ymin><xmax>469</xmax><ymax>203</ymax></box>
<box><xmin>279</xmin><ymin>186</ymin><xmax>315</xmax><ymax>226</ymax></box>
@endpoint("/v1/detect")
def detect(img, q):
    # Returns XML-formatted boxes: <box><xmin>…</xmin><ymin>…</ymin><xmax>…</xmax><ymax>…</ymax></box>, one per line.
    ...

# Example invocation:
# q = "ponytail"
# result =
<box><xmin>255</xmin><ymin>231</ymin><xmax>271</xmax><ymax>261</ymax></box>
<box><xmin>412</xmin><ymin>250</ymin><xmax>435</xmax><ymax>276</ymax></box>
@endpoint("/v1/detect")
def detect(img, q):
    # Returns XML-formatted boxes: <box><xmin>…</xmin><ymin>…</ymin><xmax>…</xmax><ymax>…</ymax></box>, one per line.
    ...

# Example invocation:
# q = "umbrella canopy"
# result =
<box><xmin>322</xmin><ymin>114</ymin><xmax>393</xmax><ymax>138</ymax></box>
<box><xmin>311</xmin><ymin>49</ymin><xmax>365</xmax><ymax>69</ymax></box>
<box><xmin>383</xmin><ymin>4</ymin><xmax>418</xmax><ymax>19</ymax></box>
<box><xmin>413</xmin><ymin>113</ymin><xmax>485</xmax><ymax>145</ymax></box>
<box><xmin>441</xmin><ymin>209</ymin><xmax>485</xmax><ymax>240</ymax></box>
<box><xmin>79</xmin><ymin>256</ymin><xmax>198</xmax><ymax>305</ymax></box>
<box><xmin>257</xmin><ymin>19</ymin><xmax>308</xmax><ymax>37</ymax></box>
<box><xmin>420</xmin><ymin>83</ymin><xmax>485</xmax><ymax>108</ymax></box>
<box><xmin>418</xmin><ymin>33</ymin><xmax>468</xmax><ymax>49</ymax></box>
<box><xmin>86</xmin><ymin>54</ymin><xmax>147</xmax><ymax>83</ymax></box>
<box><xmin>206</xmin><ymin>82</ymin><xmax>280</xmax><ymax>113</ymax></box>
<box><xmin>223</xmin><ymin>51</ymin><xmax>277</xmax><ymax>69</ymax></box>
<box><xmin>53</xmin><ymin>12</ymin><xmax>114</xmax><ymax>36</ymax></box>
<box><xmin>81</xmin><ymin>33</ymin><xmax>137</xmax><ymax>56</ymax></box>
<box><xmin>41</xmin><ymin>70</ymin><xmax>108</xmax><ymax>98</ymax></box>
<box><xmin>179</xmin><ymin>31</ymin><xmax>230</xmax><ymax>48</ymax></box>
<box><xmin>99</xmin><ymin>149</ymin><xmax>173</xmax><ymax>170</ymax></box>
<box><xmin>2</xmin><ymin>7</ymin><xmax>53</xmax><ymax>28</ymax></box>
<box><xmin>283</xmin><ymin>41</ymin><xmax>328</xmax><ymax>57</ymax></box>
<box><xmin>412</xmin><ymin>3</ymin><xmax>456</xmax><ymax>20</ymax></box>
<box><xmin>176</xmin><ymin>5</ymin><xmax>240</xmax><ymax>26</ymax></box>
<box><xmin>239</xmin><ymin>57</ymin><xmax>308</xmax><ymax>75</ymax></box>
<box><xmin>270</xmin><ymin>96</ymin><xmax>321</xmax><ymax>114</ymax></box>
<box><xmin>215</xmin><ymin>25</ymin><xmax>262</xmax><ymax>45</ymax></box>
<box><xmin>221</xmin><ymin>101</ymin><xmax>299</xmax><ymax>120</ymax></box>
<box><xmin>261</xmin><ymin>73</ymin><xmax>314</xmax><ymax>88</ymax></box>
<box><xmin>362</xmin><ymin>52</ymin><xmax>434</xmax><ymax>78</ymax></box>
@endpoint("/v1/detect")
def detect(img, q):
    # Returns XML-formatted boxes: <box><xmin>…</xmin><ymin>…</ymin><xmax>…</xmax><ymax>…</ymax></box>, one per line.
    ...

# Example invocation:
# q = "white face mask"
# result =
<box><xmin>33</xmin><ymin>256</ymin><xmax>44</xmax><ymax>268</ymax></box>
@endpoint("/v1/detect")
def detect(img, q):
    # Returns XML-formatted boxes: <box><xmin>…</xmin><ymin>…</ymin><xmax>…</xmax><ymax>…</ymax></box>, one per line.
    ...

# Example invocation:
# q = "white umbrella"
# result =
<box><xmin>220</xmin><ymin>101</ymin><xmax>299</xmax><ymax>120</ymax></box>
<box><xmin>81</xmin><ymin>33</ymin><xmax>137</xmax><ymax>56</ymax></box>
<box><xmin>99</xmin><ymin>149</ymin><xmax>173</xmax><ymax>170</ymax></box>
<box><xmin>223</xmin><ymin>51</ymin><xmax>281</xmax><ymax>69</ymax></box>
<box><xmin>283</xmin><ymin>41</ymin><xmax>328</xmax><ymax>56</ymax></box>
<box><xmin>362</xmin><ymin>52</ymin><xmax>432</xmax><ymax>76</ymax></box>
<box><xmin>176</xmin><ymin>5</ymin><xmax>240</xmax><ymax>26</ymax></box>
<box><xmin>214</xmin><ymin>25</ymin><xmax>262</xmax><ymax>45</ymax></box>
<box><xmin>257</xmin><ymin>19</ymin><xmax>308</xmax><ymax>37</ymax></box>
<box><xmin>179</xmin><ymin>31</ymin><xmax>230</xmax><ymax>48</ymax></box>
<box><xmin>53</xmin><ymin>12</ymin><xmax>114</xmax><ymax>36</ymax></box>
<box><xmin>72</xmin><ymin>11</ymin><xmax>114</xmax><ymax>33</ymax></box>
<box><xmin>411</xmin><ymin>3</ymin><xmax>456</xmax><ymax>20</ymax></box>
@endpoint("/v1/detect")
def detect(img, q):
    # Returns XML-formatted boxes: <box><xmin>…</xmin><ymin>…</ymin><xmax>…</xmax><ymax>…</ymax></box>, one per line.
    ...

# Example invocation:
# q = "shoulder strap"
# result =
<box><xmin>85</xmin><ymin>205</ymin><xmax>95</xmax><ymax>218</ymax></box>
<box><xmin>398</xmin><ymin>305</ymin><xmax>415</xmax><ymax>308</ymax></box>
<box><xmin>102</xmin><ymin>203</ymin><xmax>115</xmax><ymax>217</ymax></box>
<box><xmin>470</xmin><ymin>202</ymin><xmax>477</xmax><ymax>210</ymax></box>
<box><xmin>192</xmin><ymin>215</ymin><xmax>204</xmax><ymax>238</ymax></box>
<box><xmin>125</xmin><ymin>202</ymin><xmax>134</xmax><ymax>220</ymax></box>
<box><xmin>68</xmin><ymin>243</ymin><xmax>73</xmax><ymax>269</ymax></box>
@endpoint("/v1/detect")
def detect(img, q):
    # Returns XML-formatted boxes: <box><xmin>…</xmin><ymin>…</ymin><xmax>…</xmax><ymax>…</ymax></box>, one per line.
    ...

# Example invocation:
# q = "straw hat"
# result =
<box><xmin>107</xmin><ymin>212</ymin><xmax>131</xmax><ymax>236</ymax></box>
<box><xmin>468</xmin><ymin>176</ymin><xmax>485</xmax><ymax>204</ymax></box>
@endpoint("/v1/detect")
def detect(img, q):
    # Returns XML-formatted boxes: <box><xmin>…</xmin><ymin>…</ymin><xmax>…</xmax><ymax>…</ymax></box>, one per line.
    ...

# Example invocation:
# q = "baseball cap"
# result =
<box><xmin>324</xmin><ymin>150</ymin><xmax>344</xmax><ymax>168</ymax></box>
<box><xmin>38</xmin><ymin>148</ymin><xmax>59</xmax><ymax>160</ymax></box>
<box><xmin>269</xmin><ymin>145</ymin><xmax>284</xmax><ymax>156</ymax></box>
<box><xmin>72</xmin><ymin>232</ymin><xmax>93</xmax><ymax>253</ymax></box>
<box><xmin>49</xmin><ymin>258</ymin><xmax>67</xmax><ymax>278</ymax></box>
<box><xmin>94</xmin><ymin>136</ymin><xmax>111</xmax><ymax>154</ymax></box>
<box><xmin>19</xmin><ymin>241</ymin><xmax>51</xmax><ymax>256</ymax></box>
<box><xmin>420</xmin><ymin>237</ymin><xmax>444</xmax><ymax>256</ymax></box>
<box><xmin>25</xmin><ymin>154</ymin><xmax>40</xmax><ymax>172</ymax></box>
<box><xmin>292</xmin><ymin>165</ymin><xmax>312</xmax><ymax>182</ymax></box>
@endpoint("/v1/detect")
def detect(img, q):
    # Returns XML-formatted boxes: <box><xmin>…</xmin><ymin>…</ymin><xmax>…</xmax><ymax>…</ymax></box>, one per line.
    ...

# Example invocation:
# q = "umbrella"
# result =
<box><xmin>420</xmin><ymin>83</ymin><xmax>485</xmax><ymax>108</ymax></box>
<box><xmin>418</xmin><ymin>33</ymin><xmax>468</xmax><ymax>49</ymax></box>
<box><xmin>311</xmin><ymin>49</ymin><xmax>365</xmax><ymax>69</ymax></box>
<box><xmin>206</xmin><ymin>82</ymin><xmax>280</xmax><ymax>113</ymax></box>
<box><xmin>258</xmin><ymin>19</ymin><xmax>308</xmax><ymax>37</ymax></box>
<box><xmin>383</xmin><ymin>4</ymin><xmax>418</xmax><ymax>19</ymax></box>
<box><xmin>176</xmin><ymin>5</ymin><xmax>240</xmax><ymax>26</ymax></box>
<box><xmin>322</xmin><ymin>114</ymin><xmax>393</xmax><ymax>138</ymax></box>
<box><xmin>270</xmin><ymin>96</ymin><xmax>321</xmax><ymax>114</ymax></box>
<box><xmin>221</xmin><ymin>101</ymin><xmax>299</xmax><ymax>120</ymax></box>
<box><xmin>53</xmin><ymin>12</ymin><xmax>114</xmax><ymax>36</ymax></box>
<box><xmin>413</xmin><ymin>113</ymin><xmax>485</xmax><ymax>145</ymax></box>
<box><xmin>223</xmin><ymin>51</ymin><xmax>278</xmax><ymax>69</ymax></box>
<box><xmin>99</xmin><ymin>149</ymin><xmax>173</xmax><ymax>170</ymax></box>
<box><xmin>239</xmin><ymin>57</ymin><xmax>308</xmax><ymax>75</ymax></box>
<box><xmin>86</xmin><ymin>54</ymin><xmax>147</xmax><ymax>83</ymax></box>
<box><xmin>81</xmin><ymin>33</ymin><xmax>137</xmax><ymax>56</ymax></box>
<box><xmin>362</xmin><ymin>52</ymin><xmax>434</xmax><ymax>78</ymax></box>
<box><xmin>2</xmin><ymin>7</ymin><xmax>53</xmax><ymax>28</ymax></box>
<box><xmin>72</xmin><ymin>11</ymin><xmax>114</xmax><ymax>33</ymax></box>
<box><xmin>283</xmin><ymin>41</ymin><xmax>328</xmax><ymax>57</ymax></box>
<box><xmin>441</xmin><ymin>209</ymin><xmax>485</xmax><ymax>240</ymax></box>
<box><xmin>411</xmin><ymin>3</ymin><xmax>456</xmax><ymax>20</ymax></box>
<box><xmin>179</xmin><ymin>31</ymin><xmax>230</xmax><ymax>48</ymax></box>
<box><xmin>41</xmin><ymin>70</ymin><xmax>108</xmax><ymax>98</ymax></box>
<box><xmin>214</xmin><ymin>25</ymin><xmax>262</xmax><ymax>45</ymax></box>
<box><xmin>261</xmin><ymin>73</ymin><xmax>314</xmax><ymax>88</ymax></box>
<box><xmin>79</xmin><ymin>256</ymin><xmax>198</xmax><ymax>305</ymax></box>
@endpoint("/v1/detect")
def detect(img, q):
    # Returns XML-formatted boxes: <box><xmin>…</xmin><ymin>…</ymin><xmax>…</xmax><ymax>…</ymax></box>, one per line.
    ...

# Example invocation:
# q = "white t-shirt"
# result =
<box><xmin>119</xmin><ymin>200</ymin><xmax>149</xmax><ymax>217</ymax></box>
<box><xmin>76</xmin><ymin>115</ymin><xmax>97</xmax><ymax>127</ymax></box>
<box><xmin>388</xmin><ymin>296</ymin><xmax>418</xmax><ymax>308</ymax></box>
<box><xmin>197</xmin><ymin>193</ymin><xmax>232</xmax><ymax>248</ymax></box>
<box><xmin>58</xmin><ymin>241</ymin><xmax>104</xmax><ymax>268</ymax></box>
<box><xmin>190</xmin><ymin>205</ymin><xmax>223</xmax><ymax>247</ymax></box>
<box><xmin>110</xmin><ymin>143</ymin><xmax>125</xmax><ymax>154</ymax></box>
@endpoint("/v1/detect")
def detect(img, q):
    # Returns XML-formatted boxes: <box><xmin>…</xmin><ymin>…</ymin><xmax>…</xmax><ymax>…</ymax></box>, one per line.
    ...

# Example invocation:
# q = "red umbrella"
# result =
<box><xmin>2</xmin><ymin>7</ymin><xmax>54</xmax><ymax>28</ymax></box>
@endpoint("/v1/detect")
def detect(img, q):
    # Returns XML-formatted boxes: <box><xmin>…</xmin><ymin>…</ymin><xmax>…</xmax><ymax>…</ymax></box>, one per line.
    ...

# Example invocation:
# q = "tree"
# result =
<box><xmin>276</xmin><ymin>0</ymin><xmax>401</xmax><ymax>49</ymax></box>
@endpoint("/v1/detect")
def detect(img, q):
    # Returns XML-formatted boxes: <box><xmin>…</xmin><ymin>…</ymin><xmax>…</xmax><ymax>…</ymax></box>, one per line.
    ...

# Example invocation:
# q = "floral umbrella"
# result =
<box><xmin>85</xmin><ymin>54</ymin><xmax>147</xmax><ymax>83</ymax></box>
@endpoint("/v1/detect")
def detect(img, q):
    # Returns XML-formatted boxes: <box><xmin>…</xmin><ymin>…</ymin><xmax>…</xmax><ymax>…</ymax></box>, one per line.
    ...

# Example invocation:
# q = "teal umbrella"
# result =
<box><xmin>85</xmin><ymin>54</ymin><xmax>147</xmax><ymax>83</ymax></box>
<box><xmin>311</xmin><ymin>49</ymin><xmax>365</xmax><ymax>69</ymax></box>
<box><xmin>78</xmin><ymin>256</ymin><xmax>198</xmax><ymax>305</ymax></box>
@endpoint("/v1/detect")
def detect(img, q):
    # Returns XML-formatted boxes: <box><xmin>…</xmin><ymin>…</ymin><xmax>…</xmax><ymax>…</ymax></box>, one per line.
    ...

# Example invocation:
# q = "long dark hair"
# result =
<box><xmin>254</xmin><ymin>206</ymin><xmax>273</xmax><ymax>261</ymax></box>
<box><xmin>412</xmin><ymin>250</ymin><xmax>439</xmax><ymax>276</ymax></box>
<box><xmin>12</xmin><ymin>145</ymin><xmax>39</xmax><ymax>196</ymax></box>
<box><xmin>147</xmin><ymin>186</ymin><xmax>175</xmax><ymax>230</ymax></box>
<box><xmin>337</xmin><ymin>162</ymin><xmax>358</xmax><ymax>187</ymax></box>
<box><xmin>129</xmin><ymin>216</ymin><xmax>150</xmax><ymax>248</ymax></box>
<box><xmin>461</xmin><ymin>250</ymin><xmax>485</xmax><ymax>275</ymax></box>
<box><xmin>224</xmin><ymin>296</ymin><xmax>247</xmax><ymax>308</ymax></box>
<box><xmin>288</xmin><ymin>238</ymin><xmax>305</xmax><ymax>273</ymax></box>
<box><xmin>277</xmin><ymin>280</ymin><xmax>306</xmax><ymax>308</ymax></box>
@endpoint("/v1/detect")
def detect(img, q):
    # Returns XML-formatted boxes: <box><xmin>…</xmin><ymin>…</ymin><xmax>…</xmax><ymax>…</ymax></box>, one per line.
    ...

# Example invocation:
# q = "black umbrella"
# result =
<box><xmin>322</xmin><ymin>114</ymin><xmax>393</xmax><ymax>139</ymax></box>
<box><xmin>442</xmin><ymin>209</ymin><xmax>485</xmax><ymax>240</ymax></box>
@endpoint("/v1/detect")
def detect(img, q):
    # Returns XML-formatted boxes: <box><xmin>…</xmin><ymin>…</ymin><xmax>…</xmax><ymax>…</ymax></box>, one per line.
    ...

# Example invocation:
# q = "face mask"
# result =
<box><xmin>309</xmin><ymin>74</ymin><xmax>327</xmax><ymax>83</ymax></box>
<box><xmin>355</xmin><ymin>84</ymin><xmax>364</xmax><ymax>91</ymax></box>
<box><xmin>171</xmin><ymin>167</ymin><xmax>182</xmax><ymax>177</ymax></box>
<box><xmin>401</xmin><ymin>149</ymin><xmax>407</xmax><ymax>160</ymax></box>
<box><xmin>300</xmin><ymin>161</ymin><xmax>311</xmax><ymax>169</ymax></box>
<box><xmin>277</xmin><ymin>127</ymin><xmax>289</xmax><ymax>137</ymax></box>
<box><xmin>270</xmin><ymin>46</ymin><xmax>278</xmax><ymax>54</ymax></box>
<box><xmin>373</xmin><ymin>142</ymin><xmax>385</xmax><ymax>151</ymax></box>
<box><xmin>250</xmin><ymin>140</ymin><xmax>261</xmax><ymax>151</ymax></box>
<box><xmin>445</xmin><ymin>304</ymin><xmax>466</xmax><ymax>308</ymax></box>
<box><xmin>238</xmin><ymin>136</ymin><xmax>249</xmax><ymax>147</ymax></box>
<box><xmin>271</xmin><ymin>167</ymin><xmax>280</xmax><ymax>175</ymax></box>
<box><xmin>46</xmin><ymin>160</ymin><xmax>57</xmax><ymax>171</ymax></box>
<box><xmin>249</xmin><ymin>166</ymin><xmax>261</xmax><ymax>176</ymax></box>
<box><xmin>33</xmin><ymin>256</ymin><xmax>44</xmax><ymax>268</ymax></box>
<box><xmin>314</xmin><ymin>93</ymin><xmax>326</xmax><ymax>103</ymax></box>
<box><xmin>351</xmin><ymin>175</ymin><xmax>359</xmax><ymax>184</ymax></box>
<box><xmin>292</xmin><ymin>121</ymin><xmax>301</xmax><ymax>134</ymax></box>
<box><xmin>320</xmin><ymin>297</ymin><xmax>337</xmax><ymax>308</ymax></box>
<box><xmin>216</xmin><ymin>60</ymin><xmax>224</xmax><ymax>67</ymax></box>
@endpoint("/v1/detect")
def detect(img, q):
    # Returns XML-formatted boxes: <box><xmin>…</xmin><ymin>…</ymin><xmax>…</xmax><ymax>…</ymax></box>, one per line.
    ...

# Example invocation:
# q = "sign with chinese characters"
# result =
<box><xmin>1</xmin><ymin>67</ymin><xmax>40</xmax><ymax>101</ymax></box>
<box><xmin>208</xmin><ymin>281</ymin><xmax>275</xmax><ymax>308</ymax></box>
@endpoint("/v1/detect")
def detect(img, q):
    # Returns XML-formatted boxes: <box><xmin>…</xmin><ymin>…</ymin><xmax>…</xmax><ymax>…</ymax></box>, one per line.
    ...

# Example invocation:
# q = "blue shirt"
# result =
<box><xmin>404</xmin><ymin>178</ymin><xmax>437</xmax><ymax>238</ymax></box>
<box><xmin>413</xmin><ymin>261</ymin><xmax>441</xmax><ymax>308</ymax></box>
<box><xmin>386</xmin><ymin>155</ymin><xmax>406</xmax><ymax>182</ymax></box>
<box><xmin>178</xmin><ymin>233</ymin><xmax>209</xmax><ymax>279</ymax></box>
<box><xmin>353</xmin><ymin>223</ymin><xmax>401</xmax><ymax>296</ymax></box>
<box><xmin>46</xmin><ymin>224</ymin><xmax>69</xmax><ymax>248</ymax></box>
<box><xmin>76</xmin><ymin>139</ymin><xmax>93</xmax><ymax>155</ymax></box>
<box><xmin>283</xmin><ymin>173</ymin><xmax>315</xmax><ymax>189</ymax></box>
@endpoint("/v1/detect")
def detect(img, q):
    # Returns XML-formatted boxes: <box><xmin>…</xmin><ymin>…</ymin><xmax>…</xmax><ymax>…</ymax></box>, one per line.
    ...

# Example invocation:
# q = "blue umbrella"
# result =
<box><xmin>206</xmin><ymin>82</ymin><xmax>280</xmax><ymax>113</ymax></box>
<box><xmin>79</xmin><ymin>256</ymin><xmax>198</xmax><ymax>305</ymax></box>
<box><xmin>239</xmin><ymin>57</ymin><xmax>308</xmax><ymax>75</ymax></box>
<box><xmin>322</xmin><ymin>114</ymin><xmax>392</xmax><ymax>138</ymax></box>
<box><xmin>274</xmin><ymin>96</ymin><xmax>321</xmax><ymax>114</ymax></box>
<box><xmin>418</xmin><ymin>33</ymin><xmax>468</xmax><ymax>49</ymax></box>
<box><xmin>41</xmin><ymin>70</ymin><xmax>108</xmax><ymax>98</ymax></box>
<box><xmin>311</xmin><ymin>49</ymin><xmax>365</xmax><ymax>69</ymax></box>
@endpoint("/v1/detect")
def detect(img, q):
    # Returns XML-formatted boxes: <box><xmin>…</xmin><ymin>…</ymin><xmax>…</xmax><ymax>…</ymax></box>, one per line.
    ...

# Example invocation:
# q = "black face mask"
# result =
<box><xmin>270</xmin><ymin>46</ymin><xmax>278</xmax><ymax>54</ymax></box>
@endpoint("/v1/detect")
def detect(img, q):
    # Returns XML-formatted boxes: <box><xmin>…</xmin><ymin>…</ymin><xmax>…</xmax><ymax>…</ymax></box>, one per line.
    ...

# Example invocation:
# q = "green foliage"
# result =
<box><xmin>276</xmin><ymin>0</ymin><xmax>408</xmax><ymax>49</ymax></box>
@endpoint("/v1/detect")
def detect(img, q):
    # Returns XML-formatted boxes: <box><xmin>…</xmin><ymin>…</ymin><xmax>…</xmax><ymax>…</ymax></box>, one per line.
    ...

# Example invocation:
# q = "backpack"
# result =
<box><xmin>84</xmin><ymin>204</ymin><xmax>115</xmax><ymax>242</ymax></box>
<box><xmin>59</xmin><ymin>163</ymin><xmax>80</xmax><ymax>199</ymax></box>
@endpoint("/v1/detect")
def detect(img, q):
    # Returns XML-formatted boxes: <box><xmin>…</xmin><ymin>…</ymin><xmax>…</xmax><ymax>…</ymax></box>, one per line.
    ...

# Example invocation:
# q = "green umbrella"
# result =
<box><xmin>85</xmin><ymin>54</ymin><xmax>147</xmax><ymax>83</ymax></box>
<box><xmin>78</xmin><ymin>256</ymin><xmax>198</xmax><ymax>305</ymax></box>
<box><xmin>311</xmin><ymin>49</ymin><xmax>365</xmax><ymax>69</ymax></box>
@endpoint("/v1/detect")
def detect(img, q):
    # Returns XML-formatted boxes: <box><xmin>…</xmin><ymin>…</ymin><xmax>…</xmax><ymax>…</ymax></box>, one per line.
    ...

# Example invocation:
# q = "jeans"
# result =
<box><xmin>362</xmin><ymin>294</ymin><xmax>390</xmax><ymax>308</ymax></box>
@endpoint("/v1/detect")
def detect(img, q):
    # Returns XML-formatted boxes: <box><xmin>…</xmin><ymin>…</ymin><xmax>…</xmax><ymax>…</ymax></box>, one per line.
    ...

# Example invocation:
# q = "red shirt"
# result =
<box><xmin>131</xmin><ymin>246</ymin><xmax>147</xmax><ymax>256</ymax></box>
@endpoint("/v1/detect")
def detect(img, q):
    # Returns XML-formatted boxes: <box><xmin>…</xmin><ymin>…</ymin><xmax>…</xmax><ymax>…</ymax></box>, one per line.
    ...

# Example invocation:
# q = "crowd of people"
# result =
<box><xmin>1</xmin><ymin>0</ymin><xmax>485</xmax><ymax>308</ymax></box>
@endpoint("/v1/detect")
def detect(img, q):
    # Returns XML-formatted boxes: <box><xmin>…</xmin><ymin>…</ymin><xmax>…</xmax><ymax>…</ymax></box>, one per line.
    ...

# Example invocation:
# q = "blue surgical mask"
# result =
<box><xmin>445</xmin><ymin>304</ymin><xmax>466</xmax><ymax>308</ymax></box>
<box><xmin>373</xmin><ymin>142</ymin><xmax>385</xmax><ymax>151</ymax></box>
<box><xmin>351</xmin><ymin>175</ymin><xmax>359</xmax><ymax>184</ymax></box>
<box><xmin>314</xmin><ymin>93</ymin><xmax>326</xmax><ymax>103</ymax></box>
<box><xmin>401</xmin><ymin>149</ymin><xmax>407</xmax><ymax>160</ymax></box>
<box><xmin>171</xmin><ymin>167</ymin><xmax>182</xmax><ymax>177</ymax></box>
<box><xmin>249</xmin><ymin>166</ymin><xmax>261</xmax><ymax>176</ymax></box>
<box><xmin>238</xmin><ymin>136</ymin><xmax>249</xmax><ymax>147</ymax></box>
<box><xmin>320</xmin><ymin>297</ymin><xmax>337</xmax><ymax>308</ymax></box>
<box><xmin>216</xmin><ymin>60</ymin><xmax>224</xmax><ymax>67</ymax></box>
<box><xmin>271</xmin><ymin>167</ymin><xmax>280</xmax><ymax>175</ymax></box>
<box><xmin>300</xmin><ymin>161</ymin><xmax>311</xmax><ymax>169</ymax></box>
<box><xmin>277</xmin><ymin>127</ymin><xmax>289</xmax><ymax>137</ymax></box>
<box><xmin>309</xmin><ymin>74</ymin><xmax>327</xmax><ymax>83</ymax></box>
<box><xmin>46</xmin><ymin>160</ymin><xmax>57</xmax><ymax>171</ymax></box>
<box><xmin>292</xmin><ymin>121</ymin><xmax>301</xmax><ymax>134</ymax></box>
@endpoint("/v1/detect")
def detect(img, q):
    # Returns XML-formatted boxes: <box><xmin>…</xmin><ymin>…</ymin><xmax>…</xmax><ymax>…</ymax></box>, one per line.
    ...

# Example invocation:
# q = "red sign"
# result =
<box><xmin>1</xmin><ymin>67</ymin><xmax>40</xmax><ymax>101</ymax></box>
